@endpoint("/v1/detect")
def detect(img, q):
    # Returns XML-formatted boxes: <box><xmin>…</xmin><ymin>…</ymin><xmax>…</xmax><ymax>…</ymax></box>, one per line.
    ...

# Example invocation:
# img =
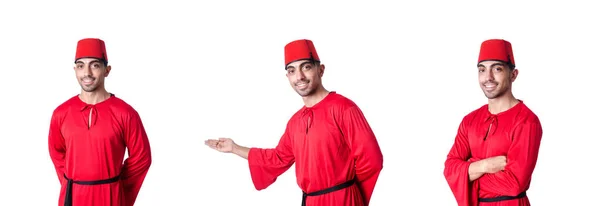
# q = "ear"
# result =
<box><xmin>319</xmin><ymin>64</ymin><xmax>325</xmax><ymax>77</ymax></box>
<box><xmin>510</xmin><ymin>68</ymin><xmax>518</xmax><ymax>82</ymax></box>
<box><xmin>105</xmin><ymin>65</ymin><xmax>112</xmax><ymax>77</ymax></box>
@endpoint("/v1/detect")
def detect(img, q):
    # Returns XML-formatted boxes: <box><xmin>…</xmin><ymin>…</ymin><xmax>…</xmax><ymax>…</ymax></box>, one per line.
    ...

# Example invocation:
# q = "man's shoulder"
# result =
<box><xmin>327</xmin><ymin>92</ymin><xmax>360</xmax><ymax>110</ymax></box>
<box><xmin>108</xmin><ymin>95</ymin><xmax>141</xmax><ymax>116</ymax></box>
<box><xmin>460</xmin><ymin>104</ymin><xmax>488</xmax><ymax>122</ymax></box>
<box><xmin>519</xmin><ymin>102</ymin><xmax>538</xmax><ymax>115</ymax></box>
<box><xmin>52</xmin><ymin>95</ymin><xmax>80</xmax><ymax>114</ymax></box>
<box><xmin>516</xmin><ymin>102</ymin><xmax>541</xmax><ymax>125</ymax></box>
<box><xmin>467</xmin><ymin>104</ymin><xmax>488</xmax><ymax>115</ymax></box>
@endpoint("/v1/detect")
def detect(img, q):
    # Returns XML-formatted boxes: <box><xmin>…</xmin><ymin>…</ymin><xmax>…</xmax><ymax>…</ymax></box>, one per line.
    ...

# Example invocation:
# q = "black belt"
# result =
<box><xmin>479</xmin><ymin>191</ymin><xmax>526</xmax><ymax>202</ymax></box>
<box><xmin>63</xmin><ymin>174</ymin><xmax>120</xmax><ymax>206</ymax></box>
<box><xmin>301</xmin><ymin>178</ymin><xmax>356</xmax><ymax>206</ymax></box>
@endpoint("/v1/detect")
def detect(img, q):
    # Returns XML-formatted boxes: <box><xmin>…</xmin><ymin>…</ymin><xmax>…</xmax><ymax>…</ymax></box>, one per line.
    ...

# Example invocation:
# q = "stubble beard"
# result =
<box><xmin>80</xmin><ymin>84</ymin><xmax>98</xmax><ymax>92</ymax></box>
<box><xmin>293</xmin><ymin>79</ymin><xmax>315</xmax><ymax>97</ymax></box>
<box><xmin>79</xmin><ymin>77</ymin><xmax>99</xmax><ymax>92</ymax></box>
<box><xmin>483</xmin><ymin>85</ymin><xmax>509</xmax><ymax>99</ymax></box>
<box><xmin>296</xmin><ymin>87</ymin><xmax>316</xmax><ymax>97</ymax></box>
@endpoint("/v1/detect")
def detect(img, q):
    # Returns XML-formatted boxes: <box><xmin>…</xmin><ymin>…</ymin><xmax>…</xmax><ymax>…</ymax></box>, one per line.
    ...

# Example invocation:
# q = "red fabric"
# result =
<box><xmin>247</xmin><ymin>92</ymin><xmax>383</xmax><ymax>206</ymax></box>
<box><xmin>48</xmin><ymin>95</ymin><xmax>152</xmax><ymax>206</ymax></box>
<box><xmin>75</xmin><ymin>38</ymin><xmax>108</xmax><ymax>63</ymax></box>
<box><xmin>284</xmin><ymin>39</ymin><xmax>320</xmax><ymax>67</ymax></box>
<box><xmin>444</xmin><ymin>101</ymin><xmax>543</xmax><ymax>206</ymax></box>
<box><xmin>478</xmin><ymin>39</ymin><xmax>515</xmax><ymax>66</ymax></box>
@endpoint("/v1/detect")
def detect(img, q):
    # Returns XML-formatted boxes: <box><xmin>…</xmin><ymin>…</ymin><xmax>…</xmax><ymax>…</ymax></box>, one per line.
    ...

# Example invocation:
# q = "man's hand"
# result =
<box><xmin>482</xmin><ymin>156</ymin><xmax>507</xmax><ymax>173</ymax></box>
<box><xmin>205</xmin><ymin>138</ymin><xmax>235</xmax><ymax>153</ymax></box>
<box><xmin>468</xmin><ymin>155</ymin><xmax>507</xmax><ymax>181</ymax></box>
<box><xmin>205</xmin><ymin>138</ymin><xmax>250</xmax><ymax>159</ymax></box>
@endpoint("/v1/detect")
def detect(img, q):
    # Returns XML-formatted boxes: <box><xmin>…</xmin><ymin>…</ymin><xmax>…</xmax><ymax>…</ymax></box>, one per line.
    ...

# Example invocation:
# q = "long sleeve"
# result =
<box><xmin>247</xmin><ymin>128</ymin><xmax>296</xmax><ymax>191</ymax></box>
<box><xmin>340</xmin><ymin>106</ymin><xmax>383</xmax><ymax>206</ymax></box>
<box><xmin>48</xmin><ymin>110</ymin><xmax>66</xmax><ymax>184</ymax></box>
<box><xmin>443</xmin><ymin>117</ymin><xmax>477</xmax><ymax>206</ymax></box>
<box><xmin>121</xmin><ymin>110</ymin><xmax>152</xmax><ymax>206</ymax></box>
<box><xmin>476</xmin><ymin>116</ymin><xmax>543</xmax><ymax>196</ymax></box>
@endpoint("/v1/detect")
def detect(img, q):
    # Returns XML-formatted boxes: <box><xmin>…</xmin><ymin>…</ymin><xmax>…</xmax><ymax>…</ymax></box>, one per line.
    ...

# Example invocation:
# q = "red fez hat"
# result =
<box><xmin>75</xmin><ymin>38</ymin><xmax>108</xmax><ymax>64</ymax></box>
<box><xmin>284</xmin><ymin>39</ymin><xmax>320</xmax><ymax>69</ymax></box>
<box><xmin>478</xmin><ymin>39</ymin><xmax>515</xmax><ymax>67</ymax></box>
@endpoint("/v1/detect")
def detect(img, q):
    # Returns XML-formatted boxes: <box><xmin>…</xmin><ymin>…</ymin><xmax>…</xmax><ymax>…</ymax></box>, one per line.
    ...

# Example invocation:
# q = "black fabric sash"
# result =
<box><xmin>63</xmin><ymin>174</ymin><xmax>120</xmax><ymax>206</ymax></box>
<box><xmin>479</xmin><ymin>191</ymin><xmax>526</xmax><ymax>202</ymax></box>
<box><xmin>301</xmin><ymin>178</ymin><xmax>356</xmax><ymax>206</ymax></box>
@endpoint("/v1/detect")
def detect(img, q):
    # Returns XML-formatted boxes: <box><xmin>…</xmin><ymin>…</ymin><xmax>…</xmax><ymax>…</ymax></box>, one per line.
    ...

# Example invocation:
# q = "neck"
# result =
<box><xmin>487</xmin><ymin>92</ymin><xmax>519</xmax><ymax>114</ymax></box>
<box><xmin>79</xmin><ymin>87</ymin><xmax>111</xmax><ymax>104</ymax></box>
<box><xmin>302</xmin><ymin>87</ymin><xmax>330</xmax><ymax>107</ymax></box>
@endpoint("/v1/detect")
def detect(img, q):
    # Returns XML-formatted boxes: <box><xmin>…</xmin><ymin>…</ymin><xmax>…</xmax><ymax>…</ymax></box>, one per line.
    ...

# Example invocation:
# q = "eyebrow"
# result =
<box><xmin>477</xmin><ymin>62</ymin><xmax>506</xmax><ymax>68</ymax></box>
<box><xmin>286</xmin><ymin>61</ymin><xmax>313</xmax><ymax>70</ymax></box>
<box><xmin>299</xmin><ymin>61</ymin><xmax>313</xmax><ymax>68</ymax></box>
<box><xmin>75</xmin><ymin>60</ymin><xmax>102</xmax><ymax>64</ymax></box>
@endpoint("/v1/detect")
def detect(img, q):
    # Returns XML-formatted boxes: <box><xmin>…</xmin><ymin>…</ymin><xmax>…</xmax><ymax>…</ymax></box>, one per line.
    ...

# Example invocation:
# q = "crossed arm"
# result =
<box><xmin>444</xmin><ymin>116</ymin><xmax>543</xmax><ymax>205</ymax></box>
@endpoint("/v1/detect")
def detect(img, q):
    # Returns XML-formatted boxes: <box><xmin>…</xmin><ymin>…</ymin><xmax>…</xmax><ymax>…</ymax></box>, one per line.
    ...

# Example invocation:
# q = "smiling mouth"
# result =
<box><xmin>82</xmin><ymin>78</ymin><xmax>95</xmax><ymax>85</ymax></box>
<box><xmin>483</xmin><ymin>83</ymin><xmax>497</xmax><ymax>90</ymax></box>
<box><xmin>296</xmin><ymin>81</ymin><xmax>309</xmax><ymax>89</ymax></box>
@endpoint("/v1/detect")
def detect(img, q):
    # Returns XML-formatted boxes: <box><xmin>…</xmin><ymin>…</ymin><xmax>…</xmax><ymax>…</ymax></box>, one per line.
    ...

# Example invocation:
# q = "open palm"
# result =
<box><xmin>205</xmin><ymin>138</ymin><xmax>234</xmax><ymax>153</ymax></box>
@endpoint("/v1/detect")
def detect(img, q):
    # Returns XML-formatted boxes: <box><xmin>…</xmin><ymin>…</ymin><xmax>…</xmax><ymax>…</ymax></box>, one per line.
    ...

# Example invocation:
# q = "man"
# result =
<box><xmin>205</xmin><ymin>39</ymin><xmax>384</xmax><ymax>206</ymax></box>
<box><xmin>48</xmin><ymin>38</ymin><xmax>152</xmax><ymax>206</ymax></box>
<box><xmin>443</xmin><ymin>39</ymin><xmax>543</xmax><ymax>206</ymax></box>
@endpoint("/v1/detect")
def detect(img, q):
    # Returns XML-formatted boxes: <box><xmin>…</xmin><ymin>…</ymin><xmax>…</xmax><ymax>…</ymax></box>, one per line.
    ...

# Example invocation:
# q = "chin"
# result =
<box><xmin>81</xmin><ymin>86</ymin><xmax>98</xmax><ymax>92</ymax></box>
<box><xmin>484</xmin><ymin>92</ymin><xmax>503</xmax><ymax>99</ymax></box>
<box><xmin>295</xmin><ymin>89</ymin><xmax>313</xmax><ymax>97</ymax></box>
<box><xmin>296</xmin><ymin>92</ymin><xmax>310</xmax><ymax>97</ymax></box>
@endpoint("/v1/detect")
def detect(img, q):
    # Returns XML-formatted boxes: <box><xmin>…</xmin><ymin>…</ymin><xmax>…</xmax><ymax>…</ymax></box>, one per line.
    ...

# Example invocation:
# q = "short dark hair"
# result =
<box><xmin>310</xmin><ymin>60</ymin><xmax>321</xmax><ymax>66</ymax></box>
<box><xmin>506</xmin><ymin>62</ymin><xmax>515</xmax><ymax>70</ymax></box>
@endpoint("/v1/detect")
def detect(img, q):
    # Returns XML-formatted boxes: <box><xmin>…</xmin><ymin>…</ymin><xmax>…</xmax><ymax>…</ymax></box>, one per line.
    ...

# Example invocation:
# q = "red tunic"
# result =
<box><xmin>48</xmin><ymin>94</ymin><xmax>152</xmax><ymax>206</ymax></box>
<box><xmin>247</xmin><ymin>92</ymin><xmax>383</xmax><ymax>206</ymax></box>
<box><xmin>444</xmin><ymin>101</ymin><xmax>543</xmax><ymax>206</ymax></box>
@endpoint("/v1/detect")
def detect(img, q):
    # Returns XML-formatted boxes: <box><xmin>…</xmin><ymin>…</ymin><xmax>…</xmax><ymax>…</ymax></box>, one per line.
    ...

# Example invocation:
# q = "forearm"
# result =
<box><xmin>51</xmin><ymin>159</ymin><xmax>65</xmax><ymax>183</ymax></box>
<box><xmin>246</xmin><ymin>141</ymin><xmax>295</xmax><ymax>190</ymax></box>
<box><xmin>49</xmin><ymin>144</ymin><xmax>66</xmax><ymax>182</ymax></box>
<box><xmin>122</xmin><ymin>115</ymin><xmax>152</xmax><ymax>205</ymax></box>
<box><xmin>233</xmin><ymin>144</ymin><xmax>250</xmax><ymax>159</ymax></box>
<box><xmin>48</xmin><ymin>116</ymin><xmax>66</xmax><ymax>183</ymax></box>
<box><xmin>468</xmin><ymin>161</ymin><xmax>485</xmax><ymax>181</ymax></box>
<box><xmin>357</xmin><ymin>169</ymin><xmax>382</xmax><ymax>206</ymax></box>
<box><xmin>477</xmin><ymin>171</ymin><xmax>528</xmax><ymax>196</ymax></box>
<box><xmin>122</xmin><ymin>156</ymin><xmax>151</xmax><ymax>206</ymax></box>
<box><xmin>354</xmin><ymin>143</ymin><xmax>384</xmax><ymax>205</ymax></box>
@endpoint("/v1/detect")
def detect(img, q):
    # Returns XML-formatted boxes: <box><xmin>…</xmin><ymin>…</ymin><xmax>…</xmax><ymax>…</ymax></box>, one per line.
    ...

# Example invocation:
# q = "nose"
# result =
<box><xmin>82</xmin><ymin>65</ymin><xmax>92</xmax><ymax>76</ymax></box>
<box><xmin>295</xmin><ymin>70</ymin><xmax>306</xmax><ymax>81</ymax></box>
<box><xmin>484</xmin><ymin>69</ymin><xmax>494</xmax><ymax>81</ymax></box>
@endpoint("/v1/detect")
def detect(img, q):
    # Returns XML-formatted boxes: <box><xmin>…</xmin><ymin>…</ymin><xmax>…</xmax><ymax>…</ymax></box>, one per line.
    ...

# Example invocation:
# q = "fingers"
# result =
<box><xmin>205</xmin><ymin>139</ymin><xmax>217</xmax><ymax>145</ymax></box>
<box><xmin>204</xmin><ymin>139</ymin><xmax>220</xmax><ymax>150</ymax></box>
<box><xmin>205</xmin><ymin>138</ymin><xmax>232</xmax><ymax>152</ymax></box>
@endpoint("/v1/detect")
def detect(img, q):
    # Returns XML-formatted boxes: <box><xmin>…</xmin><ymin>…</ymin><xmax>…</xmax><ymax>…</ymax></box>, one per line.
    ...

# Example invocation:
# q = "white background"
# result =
<box><xmin>0</xmin><ymin>0</ymin><xmax>598</xmax><ymax>205</ymax></box>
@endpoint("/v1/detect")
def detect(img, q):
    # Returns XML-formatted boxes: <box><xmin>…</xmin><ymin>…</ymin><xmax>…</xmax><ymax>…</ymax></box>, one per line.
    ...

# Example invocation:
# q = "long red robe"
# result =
<box><xmin>444</xmin><ymin>100</ymin><xmax>543</xmax><ymax>206</ymax></box>
<box><xmin>48</xmin><ymin>94</ymin><xmax>152</xmax><ymax>206</ymax></box>
<box><xmin>247</xmin><ymin>92</ymin><xmax>383</xmax><ymax>206</ymax></box>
